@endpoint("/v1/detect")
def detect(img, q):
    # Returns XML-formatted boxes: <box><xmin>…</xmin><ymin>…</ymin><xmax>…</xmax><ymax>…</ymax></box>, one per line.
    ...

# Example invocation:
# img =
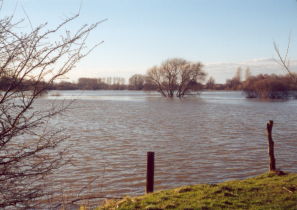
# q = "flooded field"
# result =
<box><xmin>36</xmin><ymin>90</ymin><xmax>297</xmax><ymax>203</ymax></box>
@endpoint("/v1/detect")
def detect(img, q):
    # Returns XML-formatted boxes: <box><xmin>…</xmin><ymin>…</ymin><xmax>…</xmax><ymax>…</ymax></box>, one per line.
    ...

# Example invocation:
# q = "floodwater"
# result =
<box><xmin>36</xmin><ymin>90</ymin><xmax>297</xmax><ymax>204</ymax></box>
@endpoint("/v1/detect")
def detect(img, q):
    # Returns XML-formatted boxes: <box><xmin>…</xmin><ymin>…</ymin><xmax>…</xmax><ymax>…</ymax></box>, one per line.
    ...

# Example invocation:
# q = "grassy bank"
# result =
<box><xmin>98</xmin><ymin>172</ymin><xmax>297</xmax><ymax>209</ymax></box>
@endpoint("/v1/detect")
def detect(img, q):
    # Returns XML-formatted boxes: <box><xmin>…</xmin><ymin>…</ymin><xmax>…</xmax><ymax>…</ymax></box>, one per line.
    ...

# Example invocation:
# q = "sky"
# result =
<box><xmin>1</xmin><ymin>0</ymin><xmax>297</xmax><ymax>83</ymax></box>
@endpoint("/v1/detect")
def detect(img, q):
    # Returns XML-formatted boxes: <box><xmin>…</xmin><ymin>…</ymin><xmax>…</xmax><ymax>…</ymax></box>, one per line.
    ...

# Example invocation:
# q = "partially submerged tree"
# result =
<box><xmin>242</xmin><ymin>74</ymin><xmax>297</xmax><ymax>99</ymax></box>
<box><xmin>205</xmin><ymin>76</ymin><xmax>215</xmax><ymax>90</ymax></box>
<box><xmin>0</xmin><ymin>3</ymin><xmax>102</xmax><ymax>208</ymax></box>
<box><xmin>146</xmin><ymin>58</ymin><xmax>206</xmax><ymax>97</ymax></box>
<box><xmin>129</xmin><ymin>74</ymin><xmax>145</xmax><ymax>90</ymax></box>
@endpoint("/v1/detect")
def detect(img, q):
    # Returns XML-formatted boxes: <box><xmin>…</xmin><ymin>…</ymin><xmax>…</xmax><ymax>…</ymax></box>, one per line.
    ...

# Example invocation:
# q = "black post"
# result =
<box><xmin>146</xmin><ymin>151</ymin><xmax>155</xmax><ymax>193</ymax></box>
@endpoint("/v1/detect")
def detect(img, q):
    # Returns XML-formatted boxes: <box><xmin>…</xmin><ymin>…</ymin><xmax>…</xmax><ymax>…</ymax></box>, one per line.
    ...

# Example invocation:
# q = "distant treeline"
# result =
<box><xmin>49</xmin><ymin>75</ymin><xmax>201</xmax><ymax>91</ymax></box>
<box><xmin>50</xmin><ymin>76</ymin><xmax>157</xmax><ymax>90</ymax></box>
<box><xmin>1</xmin><ymin>67</ymin><xmax>297</xmax><ymax>99</ymax></box>
<box><xmin>206</xmin><ymin>67</ymin><xmax>297</xmax><ymax>99</ymax></box>
<box><xmin>53</xmin><ymin>77</ymin><xmax>128</xmax><ymax>90</ymax></box>
<box><xmin>0</xmin><ymin>76</ymin><xmax>48</xmax><ymax>91</ymax></box>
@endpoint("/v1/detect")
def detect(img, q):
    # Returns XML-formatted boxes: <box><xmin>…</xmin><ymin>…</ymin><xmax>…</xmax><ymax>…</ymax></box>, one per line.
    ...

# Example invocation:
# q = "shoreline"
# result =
<box><xmin>98</xmin><ymin>172</ymin><xmax>297</xmax><ymax>209</ymax></box>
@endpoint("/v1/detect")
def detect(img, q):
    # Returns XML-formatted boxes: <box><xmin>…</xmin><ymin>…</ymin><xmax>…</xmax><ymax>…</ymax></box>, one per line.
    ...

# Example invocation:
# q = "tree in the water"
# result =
<box><xmin>146</xmin><ymin>58</ymin><xmax>206</xmax><ymax>98</ymax></box>
<box><xmin>206</xmin><ymin>76</ymin><xmax>215</xmax><ymax>90</ymax></box>
<box><xmin>0</xmin><ymin>3</ymin><xmax>102</xmax><ymax>208</ymax></box>
<box><xmin>129</xmin><ymin>74</ymin><xmax>145</xmax><ymax>90</ymax></box>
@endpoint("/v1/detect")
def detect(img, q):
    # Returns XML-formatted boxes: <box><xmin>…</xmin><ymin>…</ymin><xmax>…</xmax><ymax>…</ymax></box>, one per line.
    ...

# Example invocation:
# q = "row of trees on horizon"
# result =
<box><xmin>55</xmin><ymin>61</ymin><xmax>297</xmax><ymax>99</ymax></box>
<box><xmin>1</xmin><ymin>58</ymin><xmax>297</xmax><ymax>99</ymax></box>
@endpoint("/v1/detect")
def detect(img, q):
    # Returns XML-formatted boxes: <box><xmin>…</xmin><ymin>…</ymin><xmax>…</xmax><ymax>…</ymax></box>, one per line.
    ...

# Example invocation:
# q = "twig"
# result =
<box><xmin>282</xmin><ymin>187</ymin><xmax>294</xmax><ymax>193</ymax></box>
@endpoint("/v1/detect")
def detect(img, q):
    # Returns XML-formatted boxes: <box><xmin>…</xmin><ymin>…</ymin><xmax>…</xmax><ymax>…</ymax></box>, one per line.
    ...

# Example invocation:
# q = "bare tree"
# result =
<box><xmin>129</xmin><ymin>74</ymin><xmax>145</xmax><ymax>90</ymax></box>
<box><xmin>0</xmin><ymin>2</ymin><xmax>103</xmax><ymax>208</ymax></box>
<box><xmin>235</xmin><ymin>67</ymin><xmax>242</xmax><ymax>82</ymax></box>
<box><xmin>274</xmin><ymin>37</ymin><xmax>297</xmax><ymax>82</ymax></box>
<box><xmin>244</xmin><ymin>67</ymin><xmax>251</xmax><ymax>81</ymax></box>
<box><xmin>225</xmin><ymin>67</ymin><xmax>242</xmax><ymax>90</ymax></box>
<box><xmin>206</xmin><ymin>76</ymin><xmax>215</xmax><ymax>90</ymax></box>
<box><xmin>147</xmin><ymin>58</ymin><xmax>206</xmax><ymax>98</ymax></box>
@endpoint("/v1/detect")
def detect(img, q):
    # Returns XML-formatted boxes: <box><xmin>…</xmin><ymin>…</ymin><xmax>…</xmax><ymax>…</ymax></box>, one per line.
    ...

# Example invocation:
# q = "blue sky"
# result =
<box><xmin>2</xmin><ymin>0</ymin><xmax>297</xmax><ymax>83</ymax></box>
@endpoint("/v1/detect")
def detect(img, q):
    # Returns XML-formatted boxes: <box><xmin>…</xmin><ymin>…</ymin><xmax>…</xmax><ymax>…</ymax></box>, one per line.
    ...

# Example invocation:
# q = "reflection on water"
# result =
<box><xmin>37</xmin><ymin>90</ymin><xmax>297</xmax><ymax>203</ymax></box>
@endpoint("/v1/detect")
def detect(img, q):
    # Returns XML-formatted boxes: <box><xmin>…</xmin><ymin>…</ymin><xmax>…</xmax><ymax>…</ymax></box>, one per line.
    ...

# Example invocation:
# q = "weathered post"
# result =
<box><xmin>266</xmin><ymin>120</ymin><xmax>276</xmax><ymax>172</ymax></box>
<box><xmin>146</xmin><ymin>151</ymin><xmax>155</xmax><ymax>193</ymax></box>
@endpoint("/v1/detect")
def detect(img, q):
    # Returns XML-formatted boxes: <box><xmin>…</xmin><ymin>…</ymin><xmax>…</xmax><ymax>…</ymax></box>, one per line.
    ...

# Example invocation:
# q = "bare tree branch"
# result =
<box><xmin>147</xmin><ymin>58</ymin><xmax>206</xmax><ymax>98</ymax></box>
<box><xmin>273</xmin><ymin>35</ymin><xmax>297</xmax><ymax>83</ymax></box>
<box><xmin>0</xmin><ymin>2</ymin><xmax>104</xmax><ymax>208</ymax></box>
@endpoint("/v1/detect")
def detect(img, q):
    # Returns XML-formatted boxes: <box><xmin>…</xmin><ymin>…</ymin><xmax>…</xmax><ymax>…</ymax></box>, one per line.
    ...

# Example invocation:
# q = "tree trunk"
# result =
<box><xmin>266</xmin><ymin>120</ymin><xmax>276</xmax><ymax>172</ymax></box>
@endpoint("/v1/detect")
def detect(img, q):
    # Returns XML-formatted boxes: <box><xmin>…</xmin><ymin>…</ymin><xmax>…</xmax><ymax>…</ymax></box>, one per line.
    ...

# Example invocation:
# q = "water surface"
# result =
<box><xmin>36</xmin><ymin>90</ymin><xmax>297</xmax><ymax>203</ymax></box>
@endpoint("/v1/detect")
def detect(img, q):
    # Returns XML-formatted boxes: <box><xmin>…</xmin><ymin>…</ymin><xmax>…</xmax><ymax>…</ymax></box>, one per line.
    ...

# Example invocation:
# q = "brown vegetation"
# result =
<box><xmin>147</xmin><ymin>58</ymin><xmax>206</xmax><ymax>97</ymax></box>
<box><xmin>242</xmin><ymin>74</ymin><xmax>297</xmax><ymax>99</ymax></box>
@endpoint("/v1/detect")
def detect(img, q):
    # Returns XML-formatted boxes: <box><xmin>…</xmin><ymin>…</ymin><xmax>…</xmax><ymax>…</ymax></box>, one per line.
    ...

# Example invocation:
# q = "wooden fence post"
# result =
<box><xmin>146</xmin><ymin>151</ymin><xmax>154</xmax><ymax>193</ymax></box>
<box><xmin>266</xmin><ymin>120</ymin><xmax>276</xmax><ymax>172</ymax></box>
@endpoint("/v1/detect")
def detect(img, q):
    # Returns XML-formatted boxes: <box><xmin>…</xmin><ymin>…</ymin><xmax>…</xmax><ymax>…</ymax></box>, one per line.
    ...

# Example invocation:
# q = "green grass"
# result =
<box><xmin>98</xmin><ymin>172</ymin><xmax>297</xmax><ymax>210</ymax></box>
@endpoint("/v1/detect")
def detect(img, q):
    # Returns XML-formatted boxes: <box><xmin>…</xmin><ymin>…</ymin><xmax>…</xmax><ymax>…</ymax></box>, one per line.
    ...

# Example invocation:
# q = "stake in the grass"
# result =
<box><xmin>267</xmin><ymin>120</ymin><xmax>276</xmax><ymax>172</ymax></box>
<box><xmin>146</xmin><ymin>152</ymin><xmax>155</xmax><ymax>193</ymax></box>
